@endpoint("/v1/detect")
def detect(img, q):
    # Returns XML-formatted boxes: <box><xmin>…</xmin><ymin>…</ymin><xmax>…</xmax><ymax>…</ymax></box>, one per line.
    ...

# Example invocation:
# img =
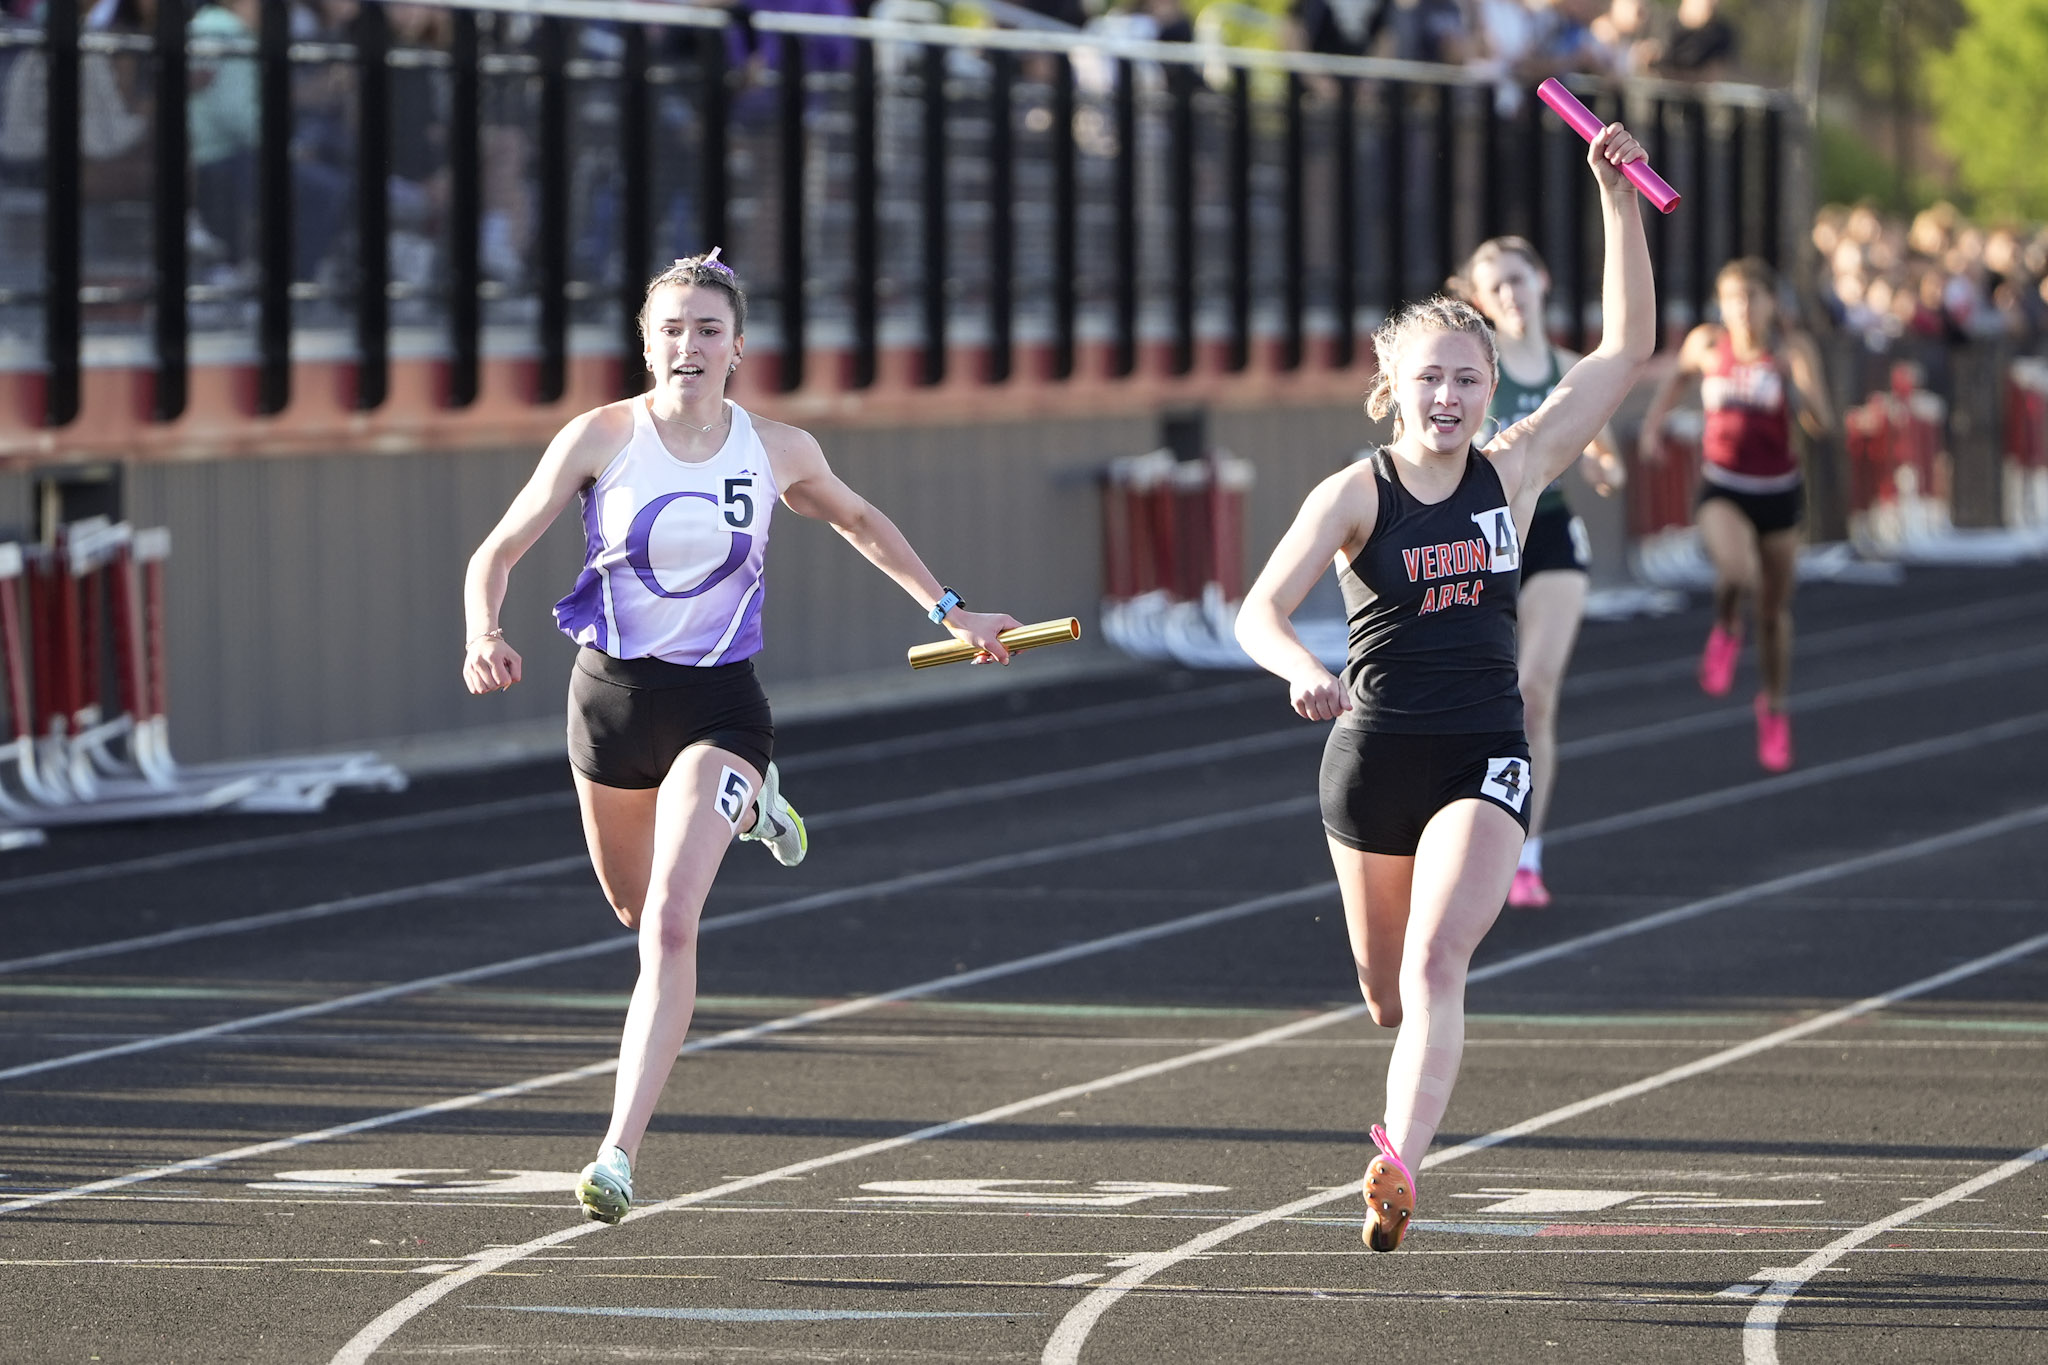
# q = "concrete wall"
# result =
<box><xmin>66</xmin><ymin>401</ymin><xmax>1370</xmax><ymax>762</ymax></box>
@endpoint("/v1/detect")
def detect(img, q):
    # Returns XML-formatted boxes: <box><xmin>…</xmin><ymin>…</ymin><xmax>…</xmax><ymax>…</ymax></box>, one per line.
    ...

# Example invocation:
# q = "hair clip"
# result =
<box><xmin>671</xmin><ymin>247</ymin><xmax>736</xmax><ymax>278</ymax></box>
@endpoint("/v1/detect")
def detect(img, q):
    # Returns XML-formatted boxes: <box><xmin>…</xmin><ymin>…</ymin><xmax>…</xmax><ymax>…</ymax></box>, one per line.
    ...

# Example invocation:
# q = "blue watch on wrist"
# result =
<box><xmin>928</xmin><ymin>587</ymin><xmax>964</xmax><ymax>624</ymax></box>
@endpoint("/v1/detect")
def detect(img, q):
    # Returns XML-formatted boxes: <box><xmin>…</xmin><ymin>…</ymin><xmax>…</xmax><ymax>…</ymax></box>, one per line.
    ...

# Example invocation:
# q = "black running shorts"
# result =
<box><xmin>1318</xmin><ymin>726</ymin><xmax>1533</xmax><ymax>855</ymax></box>
<box><xmin>1698</xmin><ymin>480</ymin><xmax>1804</xmax><ymax>536</ymax></box>
<box><xmin>1520</xmin><ymin>500</ymin><xmax>1591</xmax><ymax>579</ymax></box>
<box><xmin>567</xmin><ymin>649</ymin><xmax>774</xmax><ymax>790</ymax></box>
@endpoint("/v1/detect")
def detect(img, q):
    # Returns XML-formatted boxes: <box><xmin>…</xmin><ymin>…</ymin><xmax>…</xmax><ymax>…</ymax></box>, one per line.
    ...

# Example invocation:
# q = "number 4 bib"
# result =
<box><xmin>1472</xmin><ymin>506</ymin><xmax>1521</xmax><ymax>573</ymax></box>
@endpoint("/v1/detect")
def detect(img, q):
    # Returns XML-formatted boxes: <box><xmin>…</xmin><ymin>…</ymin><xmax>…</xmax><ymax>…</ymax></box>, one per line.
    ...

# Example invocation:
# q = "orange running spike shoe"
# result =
<box><xmin>1363</xmin><ymin>1123</ymin><xmax>1415</xmax><ymax>1253</ymax></box>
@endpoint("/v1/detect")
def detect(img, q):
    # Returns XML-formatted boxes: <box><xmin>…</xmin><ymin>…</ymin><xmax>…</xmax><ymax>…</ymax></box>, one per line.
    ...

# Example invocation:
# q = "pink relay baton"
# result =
<box><xmin>1536</xmin><ymin>78</ymin><xmax>1681</xmax><ymax>214</ymax></box>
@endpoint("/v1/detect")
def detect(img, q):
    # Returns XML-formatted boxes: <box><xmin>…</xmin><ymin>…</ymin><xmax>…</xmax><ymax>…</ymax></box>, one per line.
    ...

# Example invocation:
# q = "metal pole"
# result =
<box><xmin>351</xmin><ymin>2</ymin><xmax>388</xmax><ymax>411</ymax></box>
<box><xmin>920</xmin><ymin>40</ymin><xmax>947</xmax><ymax>385</ymax></box>
<box><xmin>851</xmin><ymin>36</ymin><xmax>878</xmax><ymax>388</ymax></box>
<box><xmin>776</xmin><ymin>30</ymin><xmax>807</xmax><ymax>390</ymax></box>
<box><xmin>618</xmin><ymin>20</ymin><xmax>651</xmax><ymax>397</ymax></box>
<box><xmin>446</xmin><ymin>10</ymin><xmax>480</xmax><ymax>407</ymax></box>
<box><xmin>1112</xmin><ymin>57</ymin><xmax>1136</xmax><ymax>378</ymax></box>
<box><xmin>43</xmin><ymin>0</ymin><xmax>79</xmax><ymax>427</ymax></box>
<box><xmin>256</xmin><ymin>0</ymin><xmax>293</xmax><ymax>414</ymax></box>
<box><xmin>152</xmin><ymin>0</ymin><xmax>189</xmax><ymax>420</ymax></box>
<box><xmin>987</xmin><ymin>47</ymin><xmax>1013</xmax><ymax>384</ymax></box>
<box><xmin>1228</xmin><ymin>64</ymin><xmax>1251</xmax><ymax>370</ymax></box>
<box><xmin>1283</xmin><ymin>72</ymin><xmax>1305</xmax><ymax>370</ymax></box>
<box><xmin>534</xmin><ymin>16</ymin><xmax>570</xmax><ymax>403</ymax></box>
<box><xmin>1333</xmin><ymin>75</ymin><xmax>1356</xmax><ymax>368</ymax></box>
<box><xmin>1169</xmin><ymin>57</ymin><xmax>1194</xmax><ymax>375</ymax></box>
<box><xmin>1052</xmin><ymin>54</ymin><xmax>1076</xmax><ymax>379</ymax></box>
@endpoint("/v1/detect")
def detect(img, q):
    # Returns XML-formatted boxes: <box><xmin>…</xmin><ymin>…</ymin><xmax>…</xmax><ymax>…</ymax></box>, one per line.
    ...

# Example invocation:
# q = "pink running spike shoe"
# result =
<box><xmin>1754</xmin><ymin>694</ymin><xmax>1793</xmax><ymax>772</ymax></box>
<box><xmin>1698</xmin><ymin>624</ymin><xmax>1741</xmax><ymax>696</ymax></box>
<box><xmin>1507</xmin><ymin>866</ymin><xmax>1552</xmax><ymax>909</ymax></box>
<box><xmin>1363</xmin><ymin>1124</ymin><xmax>1415</xmax><ymax>1253</ymax></box>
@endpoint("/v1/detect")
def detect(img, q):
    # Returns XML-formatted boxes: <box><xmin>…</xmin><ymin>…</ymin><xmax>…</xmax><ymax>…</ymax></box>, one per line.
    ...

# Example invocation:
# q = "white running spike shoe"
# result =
<box><xmin>576</xmin><ymin>1145</ymin><xmax>633</xmax><ymax>1224</ymax></box>
<box><xmin>738</xmin><ymin>761</ymin><xmax>807</xmax><ymax>867</ymax></box>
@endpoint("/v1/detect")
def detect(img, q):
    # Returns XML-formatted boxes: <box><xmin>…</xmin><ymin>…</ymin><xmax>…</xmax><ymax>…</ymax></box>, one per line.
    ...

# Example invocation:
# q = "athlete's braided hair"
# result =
<box><xmin>639</xmin><ymin>247</ymin><xmax>748</xmax><ymax>339</ymax></box>
<box><xmin>1364</xmin><ymin>295</ymin><xmax>1499</xmax><ymax>437</ymax></box>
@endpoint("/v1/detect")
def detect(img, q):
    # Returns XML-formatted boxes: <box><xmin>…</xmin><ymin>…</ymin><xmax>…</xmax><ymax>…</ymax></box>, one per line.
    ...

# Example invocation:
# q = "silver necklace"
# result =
<box><xmin>660</xmin><ymin>404</ymin><xmax>728</xmax><ymax>435</ymax></box>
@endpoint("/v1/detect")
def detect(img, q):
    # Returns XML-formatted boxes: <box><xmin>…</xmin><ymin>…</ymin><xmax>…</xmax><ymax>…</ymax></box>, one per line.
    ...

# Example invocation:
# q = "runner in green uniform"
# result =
<box><xmin>1455</xmin><ymin>237</ymin><xmax>1627</xmax><ymax>908</ymax></box>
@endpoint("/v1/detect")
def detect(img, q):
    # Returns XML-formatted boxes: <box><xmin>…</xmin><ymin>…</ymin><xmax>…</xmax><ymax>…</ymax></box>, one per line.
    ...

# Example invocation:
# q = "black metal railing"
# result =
<box><xmin>0</xmin><ymin>0</ymin><xmax>1798</xmax><ymax>430</ymax></box>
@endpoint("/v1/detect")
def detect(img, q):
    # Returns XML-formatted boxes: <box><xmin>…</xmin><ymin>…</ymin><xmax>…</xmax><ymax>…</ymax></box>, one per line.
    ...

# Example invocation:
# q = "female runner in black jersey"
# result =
<box><xmin>1235</xmin><ymin>122</ymin><xmax>1655</xmax><ymax>1252</ymax></box>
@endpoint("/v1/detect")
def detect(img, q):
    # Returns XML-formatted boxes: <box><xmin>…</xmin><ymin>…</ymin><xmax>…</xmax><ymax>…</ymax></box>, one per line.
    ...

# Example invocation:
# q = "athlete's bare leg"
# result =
<box><xmin>1696</xmin><ymin>497</ymin><xmax>1760</xmax><ymax>634</ymax></box>
<box><xmin>1754</xmin><ymin>528</ymin><xmax>1800</xmax><ymax>709</ymax></box>
<box><xmin>1516</xmin><ymin>570</ymin><xmax>1589</xmax><ymax>841</ymax></box>
<box><xmin>575</xmin><ymin>746</ymin><xmax>763</xmax><ymax>1163</ymax></box>
<box><xmin>1379</xmin><ymin>799</ymin><xmax>1524</xmax><ymax>1175</ymax></box>
<box><xmin>1329</xmin><ymin>838</ymin><xmax>1415</xmax><ymax>1028</ymax></box>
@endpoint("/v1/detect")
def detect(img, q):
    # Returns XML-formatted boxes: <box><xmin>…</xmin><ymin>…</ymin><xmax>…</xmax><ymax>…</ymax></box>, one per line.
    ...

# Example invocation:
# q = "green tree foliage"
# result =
<box><xmin>1926</xmin><ymin>0</ymin><xmax>2048</xmax><ymax>218</ymax></box>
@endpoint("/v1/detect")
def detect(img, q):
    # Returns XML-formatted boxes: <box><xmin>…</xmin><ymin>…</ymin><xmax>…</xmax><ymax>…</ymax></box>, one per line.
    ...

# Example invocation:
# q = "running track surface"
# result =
<box><xmin>3</xmin><ymin>566</ymin><xmax>2045</xmax><ymax>1365</ymax></box>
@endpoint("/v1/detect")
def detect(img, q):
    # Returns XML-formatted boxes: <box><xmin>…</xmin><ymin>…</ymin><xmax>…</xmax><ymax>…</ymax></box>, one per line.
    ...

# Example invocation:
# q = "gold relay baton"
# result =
<box><xmin>907</xmin><ymin>617</ymin><xmax>1082</xmax><ymax>670</ymax></box>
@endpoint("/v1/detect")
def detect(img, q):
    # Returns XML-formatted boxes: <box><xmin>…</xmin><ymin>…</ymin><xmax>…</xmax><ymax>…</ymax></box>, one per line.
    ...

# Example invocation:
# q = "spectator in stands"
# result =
<box><xmin>188</xmin><ymin>0</ymin><xmax>349</xmax><ymax>284</ymax></box>
<box><xmin>1653</xmin><ymin>0</ymin><xmax>1735</xmax><ymax>81</ymax></box>
<box><xmin>1587</xmin><ymin>0</ymin><xmax>1661</xmax><ymax>75</ymax></box>
<box><xmin>1375</xmin><ymin>0</ymin><xmax>1476</xmax><ymax>64</ymax></box>
<box><xmin>1300</xmin><ymin>0</ymin><xmax>1380</xmax><ymax>56</ymax></box>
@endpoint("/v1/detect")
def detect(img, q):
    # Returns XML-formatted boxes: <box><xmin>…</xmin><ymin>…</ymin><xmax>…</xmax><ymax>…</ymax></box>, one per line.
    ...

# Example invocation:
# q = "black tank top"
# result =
<box><xmin>1336</xmin><ymin>447</ymin><xmax>1524</xmax><ymax>734</ymax></box>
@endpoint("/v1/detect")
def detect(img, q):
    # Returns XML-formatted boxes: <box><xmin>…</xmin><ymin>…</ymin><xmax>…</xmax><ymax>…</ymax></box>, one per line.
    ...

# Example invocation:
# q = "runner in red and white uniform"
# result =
<box><xmin>1638</xmin><ymin>257</ymin><xmax>1836</xmax><ymax>772</ymax></box>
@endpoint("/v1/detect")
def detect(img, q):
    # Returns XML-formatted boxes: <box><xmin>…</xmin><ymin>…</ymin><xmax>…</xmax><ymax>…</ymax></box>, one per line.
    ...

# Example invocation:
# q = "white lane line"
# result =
<box><xmin>1563</xmin><ymin>587</ymin><xmax>2048</xmax><ymax>699</ymax></box>
<box><xmin>19</xmin><ymin>625</ymin><xmax>2048</xmax><ymax>985</ymax></box>
<box><xmin>1039</xmin><ymin>923</ymin><xmax>2048</xmax><ymax>1364</ymax></box>
<box><xmin>0</xmin><ymin>726</ymin><xmax>1315</xmax><ymax>978</ymax></box>
<box><xmin>0</xmin><ymin>680</ymin><xmax>1271</xmax><ymax>902</ymax></box>
<box><xmin>0</xmin><ymin>883</ymin><xmax>1336</xmax><ymax>1215</ymax></box>
<box><xmin>1561</xmin><ymin>639</ymin><xmax>2048</xmax><ymax>759</ymax></box>
<box><xmin>330</xmin><ymin>804</ymin><xmax>2048</xmax><ymax>1365</ymax></box>
<box><xmin>1547</xmin><ymin>710</ymin><xmax>2048</xmax><ymax>847</ymax></box>
<box><xmin>9</xmin><ymin>584</ymin><xmax>2035</xmax><ymax>902</ymax></box>
<box><xmin>327</xmin><ymin>1008</ymin><xmax>1367</xmax><ymax>1365</ymax></box>
<box><xmin>15</xmin><ymin>702</ymin><xmax>2048</xmax><ymax>1081</ymax></box>
<box><xmin>0</xmin><ymin>799</ymin><xmax>1321</xmax><ymax>1084</ymax></box>
<box><xmin>1741</xmin><ymin>1143</ymin><xmax>2048</xmax><ymax>1365</ymax></box>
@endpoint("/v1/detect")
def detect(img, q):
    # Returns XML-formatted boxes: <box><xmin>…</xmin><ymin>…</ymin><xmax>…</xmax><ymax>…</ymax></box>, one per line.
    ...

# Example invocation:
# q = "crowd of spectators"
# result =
<box><xmin>1815</xmin><ymin>201</ymin><xmax>2048</xmax><ymax>351</ymax></box>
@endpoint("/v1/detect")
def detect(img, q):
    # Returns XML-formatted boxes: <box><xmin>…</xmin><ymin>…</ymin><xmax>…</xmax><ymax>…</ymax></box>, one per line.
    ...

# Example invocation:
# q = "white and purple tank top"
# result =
<box><xmin>553</xmin><ymin>397</ymin><xmax>775</xmax><ymax>666</ymax></box>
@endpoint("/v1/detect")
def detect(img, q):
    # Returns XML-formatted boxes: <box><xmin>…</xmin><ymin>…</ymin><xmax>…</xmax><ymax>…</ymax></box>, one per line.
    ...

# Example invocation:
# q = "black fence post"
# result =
<box><xmin>1431</xmin><ymin>82</ymin><xmax>1454</xmax><ymax>292</ymax></box>
<box><xmin>1332</xmin><ymin>75</ymin><xmax>1356</xmax><ymax>369</ymax></box>
<box><xmin>257</xmin><ymin>0</ymin><xmax>293</xmax><ymax>414</ymax></box>
<box><xmin>1648</xmin><ymin>96</ymin><xmax>1669</xmax><ymax>338</ymax></box>
<box><xmin>618</xmin><ymin>21</ymin><xmax>651</xmax><ymax>397</ymax></box>
<box><xmin>777</xmin><ymin>32</ymin><xmax>806</xmax><ymax>391</ymax></box>
<box><xmin>1168</xmin><ymin>57</ymin><xmax>1195</xmax><ymax>375</ymax></box>
<box><xmin>1052</xmin><ymin>54</ymin><xmax>1076</xmax><ymax>379</ymax></box>
<box><xmin>1227</xmin><ymin>64</ymin><xmax>1250</xmax><ymax>370</ymax></box>
<box><xmin>987</xmin><ymin>46</ymin><xmax>1012</xmax><ymax>384</ymax></box>
<box><xmin>535</xmin><ymin>16</ymin><xmax>569</xmax><ymax>404</ymax></box>
<box><xmin>1478</xmin><ymin>84</ymin><xmax>1499</xmax><ymax>240</ymax></box>
<box><xmin>1688</xmin><ymin>97</ymin><xmax>1710</xmax><ymax>326</ymax></box>
<box><xmin>1282</xmin><ymin>72</ymin><xmax>1304</xmax><ymax>370</ymax></box>
<box><xmin>42</xmin><ymin>0</ymin><xmax>80</xmax><ymax>427</ymax></box>
<box><xmin>447</xmin><ymin>11</ymin><xmax>480</xmax><ymax>407</ymax></box>
<box><xmin>697</xmin><ymin>27</ymin><xmax>728</xmax><ymax>252</ymax></box>
<box><xmin>1112</xmin><ymin>57</ymin><xmax>1136</xmax><ymax>378</ymax></box>
<box><xmin>152</xmin><ymin>0</ymin><xmax>190</xmax><ymax>421</ymax></box>
<box><xmin>1726</xmin><ymin>102</ymin><xmax>1748</xmax><ymax>262</ymax></box>
<box><xmin>1761</xmin><ymin>105</ymin><xmax>1783</xmax><ymax>271</ymax></box>
<box><xmin>352</xmin><ymin>3</ymin><xmax>388</xmax><ymax>412</ymax></box>
<box><xmin>851</xmin><ymin>36</ymin><xmax>877</xmax><ymax>388</ymax></box>
<box><xmin>921</xmin><ymin>41</ymin><xmax>946</xmax><ymax>385</ymax></box>
<box><xmin>1381</xmin><ymin>80</ymin><xmax>1406</xmax><ymax>310</ymax></box>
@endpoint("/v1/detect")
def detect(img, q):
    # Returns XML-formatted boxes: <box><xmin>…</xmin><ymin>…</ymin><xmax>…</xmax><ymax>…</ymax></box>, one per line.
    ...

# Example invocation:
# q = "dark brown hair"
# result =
<box><xmin>639</xmin><ymin>248</ymin><xmax>748</xmax><ymax>339</ymax></box>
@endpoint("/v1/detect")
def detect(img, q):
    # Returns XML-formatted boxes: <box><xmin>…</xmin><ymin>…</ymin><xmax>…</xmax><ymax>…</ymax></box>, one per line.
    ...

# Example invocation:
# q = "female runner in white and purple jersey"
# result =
<box><xmin>461</xmin><ymin>251</ymin><xmax>1019</xmax><ymax>1224</ymax></box>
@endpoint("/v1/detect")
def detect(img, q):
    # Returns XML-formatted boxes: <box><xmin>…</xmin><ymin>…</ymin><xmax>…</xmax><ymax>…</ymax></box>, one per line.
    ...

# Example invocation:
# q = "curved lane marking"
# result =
<box><xmin>1038</xmin><ymin>810</ymin><xmax>2048</xmax><ymax>1365</ymax></box>
<box><xmin>1741</xmin><ymin>1141</ymin><xmax>2048</xmax><ymax>1365</ymax></box>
